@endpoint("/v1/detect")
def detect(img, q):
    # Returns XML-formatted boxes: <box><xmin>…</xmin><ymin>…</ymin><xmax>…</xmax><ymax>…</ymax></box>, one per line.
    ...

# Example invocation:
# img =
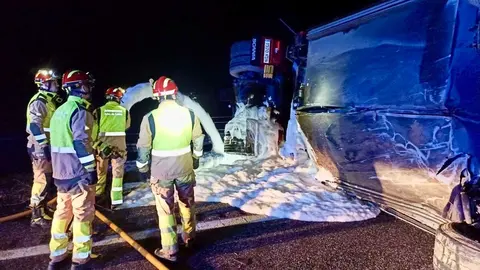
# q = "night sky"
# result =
<box><xmin>2</xmin><ymin>0</ymin><xmax>381</xmax><ymax>137</ymax></box>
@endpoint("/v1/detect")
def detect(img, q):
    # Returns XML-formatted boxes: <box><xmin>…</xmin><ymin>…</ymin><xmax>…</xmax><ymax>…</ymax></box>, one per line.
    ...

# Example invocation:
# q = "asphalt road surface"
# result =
<box><xmin>0</xmin><ymin>203</ymin><xmax>435</xmax><ymax>270</ymax></box>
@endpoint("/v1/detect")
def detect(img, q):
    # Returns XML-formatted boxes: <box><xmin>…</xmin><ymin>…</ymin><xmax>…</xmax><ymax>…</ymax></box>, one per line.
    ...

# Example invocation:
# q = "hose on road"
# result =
<box><xmin>94</xmin><ymin>210</ymin><xmax>169</xmax><ymax>270</ymax></box>
<box><xmin>0</xmin><ymin>197</ymin><xmax>57</xmax><ymax>223</ymax></box>
<box><xmin>0</xmin><ymin>198</ymin><xmax>168</xmax><ymax>270</ymax></box>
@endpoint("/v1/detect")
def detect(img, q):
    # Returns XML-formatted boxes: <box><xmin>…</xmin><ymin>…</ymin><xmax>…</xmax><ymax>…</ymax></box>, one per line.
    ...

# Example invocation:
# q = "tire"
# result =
<box><xmin>230</xmin><ymin>55</ymin><xmax>252</xmax><ymax>68</ymax></box>
<box><xmin>433</xmin><ymin>223</ymin><xmax>480</xmax><ymax>270</ymax></box>
<box><xmin>229</xmin><ymin>41</ymin><xmax>263</xmax><ymax>78</ymax></box>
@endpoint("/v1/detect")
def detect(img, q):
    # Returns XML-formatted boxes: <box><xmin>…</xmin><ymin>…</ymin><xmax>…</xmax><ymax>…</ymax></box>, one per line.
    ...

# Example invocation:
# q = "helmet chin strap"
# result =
<box><xmin>106</xmin><ymin>95</ymin><xmax>121</xmax><ymax>103</ymax></box>
<box><xmin>70</xmin><ymin>87</ymin><xmax>90</xmax><ymax>99</ymax></box>
<box><xmin>159</xmin><ymin>95</ymin><xmax>176</xmax><ymax>102</ymax></box>
<box><xmin>40</xmin><ymin>81</ymin><xmax>57</xmax><ymax>94</ymax></box>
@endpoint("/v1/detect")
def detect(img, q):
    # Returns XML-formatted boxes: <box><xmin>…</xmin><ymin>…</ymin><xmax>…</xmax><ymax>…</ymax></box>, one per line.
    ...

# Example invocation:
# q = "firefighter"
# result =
<box><xmin>48</xmin><ymin>70</ymin><xmax>98</xmax><ymax>269</ymax></box>
<box><xmin>26</xmin><ymin>69</ymin><xmax>60</xmax><ymax>228</ymax></box>
<box><xmin>136</xmin><ymin>76</ymin><xmax>205</xmax><ymax>262</ymax></box>
<box><xmin>93</xmin><ymin>87</ymin><xmax>131</xmax><ymax>209</ymax></box>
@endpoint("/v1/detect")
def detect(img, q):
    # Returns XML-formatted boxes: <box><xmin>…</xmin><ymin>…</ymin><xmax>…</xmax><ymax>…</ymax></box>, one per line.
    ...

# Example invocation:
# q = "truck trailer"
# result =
<box><xmin>294</xmin><ymin>0</ymin><xmax>480</xmax><ymax>268</ymax></box>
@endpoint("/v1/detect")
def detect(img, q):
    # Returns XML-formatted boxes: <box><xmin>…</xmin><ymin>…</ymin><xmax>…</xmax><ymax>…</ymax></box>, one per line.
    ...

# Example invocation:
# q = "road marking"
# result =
<box><xmin>0</xmin><ymin>215</ymin><xmax>276</xmax><ymax>260</ymax></box>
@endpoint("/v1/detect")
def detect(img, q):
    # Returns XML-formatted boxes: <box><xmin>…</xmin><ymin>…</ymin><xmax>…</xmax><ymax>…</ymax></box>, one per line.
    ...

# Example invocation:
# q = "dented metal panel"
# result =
<box><xmin>299</xmin><ymin>0</ymin><xmax>480</xmax><ymax>227</ymax></box>
<box><xmin>298</xmin><ymin>111</ymin><xmax>468</xmax><ymax>217</ymax></box>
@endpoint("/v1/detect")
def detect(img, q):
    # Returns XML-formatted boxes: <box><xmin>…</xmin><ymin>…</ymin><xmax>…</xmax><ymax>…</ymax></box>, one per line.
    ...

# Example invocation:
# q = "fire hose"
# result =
<box><xmin>0</xmin><ymin>197</ymin><xmax>57</xmax><ymax>223</ymax></box>
<box><xmin>0</xmin><ymin>200</ymin><xmax>168</xmax><ymax>270</ymax></box>
<box><xmin>94</xmin><ymin>210</ymin><xmax>169</xmax><ymax>270</ymax></box>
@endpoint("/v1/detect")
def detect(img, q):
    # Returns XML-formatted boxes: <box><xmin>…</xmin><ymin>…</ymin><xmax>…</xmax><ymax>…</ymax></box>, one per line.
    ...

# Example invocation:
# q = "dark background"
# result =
<box><xmin>0</xmin><ymin>0</ymin><xmax>381</xmax><ymax>172</ymax></box>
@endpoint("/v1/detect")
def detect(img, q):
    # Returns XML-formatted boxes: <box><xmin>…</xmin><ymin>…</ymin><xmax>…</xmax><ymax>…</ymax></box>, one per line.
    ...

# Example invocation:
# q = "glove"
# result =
<box><xmin>86</xmin><ymin>170</ymin><xmax>98</xmax><ymax>185</ymax></box>
<box><xmin>110</xmin><ymin>147</ymin><xmax>123</xmax><ymax>159</ymax></box>
<box><xmin>41</xmin><ymin>145</ymin><xmax>51</xmax><ymax>161</ymax></box>
<box><xmin>94</xmin><ymin>141</ymin><xmax>113</xmax><ymax>159</ymax></box>
<box><xmin>193</xmin><ymin>156</ymin><xmax>199</xmax><ymax>170</ymax></box>
<box><xmin>100</xmin><ymin>146</ymin><xmax>113</xmax><ymax>159</ymax></box>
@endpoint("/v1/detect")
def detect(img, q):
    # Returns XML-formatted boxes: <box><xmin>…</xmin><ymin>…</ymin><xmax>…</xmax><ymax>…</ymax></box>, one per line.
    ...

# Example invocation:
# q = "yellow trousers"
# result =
<box><xmin>49</xmin><ymin>179</ymin><xmax>95</xmax><ymax>264</ymax></box>
<box><xmin>150</xmin><ymin>173</ymin><xmax>196</xmax><ymax>255</ymax></box>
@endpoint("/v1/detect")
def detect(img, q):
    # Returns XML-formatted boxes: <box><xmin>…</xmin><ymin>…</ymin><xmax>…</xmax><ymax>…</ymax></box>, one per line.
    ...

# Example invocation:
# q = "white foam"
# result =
<box><xmin>177</xmin><ymin>92</ymin><xmax>224</xmax><ymax>153</ymax></box>
<box><xmin>119</xmin><ymin>92</ymin><xmax>380</xmax><ymax>222</ymax></box>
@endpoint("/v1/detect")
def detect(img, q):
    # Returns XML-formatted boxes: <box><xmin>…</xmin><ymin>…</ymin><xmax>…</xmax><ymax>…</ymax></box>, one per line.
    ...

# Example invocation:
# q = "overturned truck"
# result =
<box><xmin>295</xmin><ymin>0</ymin><xmax>480</xmax><ymax>269</ymax></box>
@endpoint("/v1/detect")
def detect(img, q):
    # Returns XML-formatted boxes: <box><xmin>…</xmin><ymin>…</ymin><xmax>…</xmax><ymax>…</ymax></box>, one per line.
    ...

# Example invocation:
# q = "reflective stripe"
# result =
<box><xmin>136</xmin><ymin>160</ymin><xmax>148</xmax><ymax>168</ymax></box>
<box><xmin>99</xmin><ymin>131</ymin><xmax>126</xmax><ymax>136</ymax></box>
<box><xmin>52</xmin><ymin>233</ymin><xmax>68</xmax><ymax>240</ymax></box>
<box><xmin>153</xmin><ymin>89</ymin><xmax>176</xmax><ymax>97</ymax></box>
<box><xmin>160</xmin><ymin>227</ymin><xmax>175</xmax><ymax>234</ymax></box>
<box><xmin>34</xmin><ymin>134</ymin><xmax>47</xmax><ymax>141</ymax></box>
<box><xmin>163</xmin><ymin>78</ymin><xmax>171</xmax><ymax>88</ymax></box>
<box><xmin>79</xmin><ymin>154</ymin><xmax>94</xmax><ymax>164</ymax></box>
<box><xmin>193</xmin><ymin>150</ymin><xmax>203</xmax><ymax>157</ymax></box>
<box><xmin>85</xmin><ymin>126</ymin><xmax>90</xmax><ymax>130</ymax></box>
<box><xmin>111</xmin><ymin>199</ymin><xmax>123</xmax><ymax>205</ymax></box>
<box><xmin>67</xmin><ymin>70</ymin><xmax>79</xmax><ymax>78</ymax></box>
<box><xmin>72</xmin><ymin>251</ymin><xmax>90</xmax><ymax>259</ymax></box>
<box><xmin>104</xmin><ymin>109</ymin><xmax>123</xmax><ymax>113</ymax></box>
<box><xmin>152</xmin><ymin>146</ymin><xmax>190</xmax><ymax>157</ymax></box>
<box><xmin>50</xmin><ymin>248</ymin><xmax>68</xmax><ymax>257</ymax></box>
<box><xmin>51</xmin><ymin>146</ymin><xmax>76</xmax><ymax>153</ymax></box>
<box><xmin>73</xmin><ymin>235</ymin><xmax>91</xmax><ymax>243</ymax></box>
<box><xmin>85</xmin><ymin>164</ymin><xmax>95</xmax><ymax>172</ymax></box>
<box><xmin>43</xmin><ymin>128</ymin><xmax>51</xmax><ymax>132</ymax></box>
<box><xmin>111</xmin><ymin>187</ymin><xmax>122</xmax><ymax>191</ymax></box>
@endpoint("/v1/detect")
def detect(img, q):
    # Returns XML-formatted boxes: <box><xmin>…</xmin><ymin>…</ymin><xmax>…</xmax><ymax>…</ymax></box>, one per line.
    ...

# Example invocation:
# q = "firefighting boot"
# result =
<box><xmin>70</xmin><ymin>261</ymin><xmax>92</xmax><ymax>270</ymax></box>
<box><xmin>45</xmin><ymin>204</ymin><xmax>56</xmax><ymax>218</ymax></box>
<box><xmin>41</xmin><ymin>200</ymin><xmax>55</xmax><ymax>219</ymax></box>
<box><xmin>184</xmin><ymin>238</ymin><xmax>195</xmax><ymax>249</ymax></box>
<box><xmin>154</xmin><ymin>248</ymin><xmax>178</xmax><ymax>262</ymax></box>
<box><xmin>47</xmin><ymin>258</ymin><xmax>69</xmax><ymax>270</ymax></box>
<box><xmin>95</xmin><ymin>194</ymin><xmax>109</xmax><ymax>208</ymax></box>
<box><xmin>40</xmin><ymin>203</ymin><xmax>53</xmax><ymax>220</ymax></box>
<box><xmin>180</xmin><ymin>232</ymin><xmax>196</xmax><ymax>249</ymax></box>
<box><xmin>71</xmin><ymin>254</ymin><xmax>99</xmax><ymax>270</ymax></box>
<box><xmin>30</xmin><ymin>205</ymin><xmax>52</xmax><ymax>228</ymax></box>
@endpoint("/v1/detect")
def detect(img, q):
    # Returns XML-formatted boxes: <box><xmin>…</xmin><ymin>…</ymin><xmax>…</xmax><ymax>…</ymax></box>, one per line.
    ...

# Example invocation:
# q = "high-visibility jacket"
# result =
<box><xmin>26</xmin><ymin>91</ymin><xmax>57</xmax><ymax>147</ymax></box>
<box><xmin>136</xmin><ymin>100</ymin><xmax>204</xmax><ymax>180</ymax></box>
<box><xmin>94</xmin><ymin>101</ymin><xmax>130</xmax><ymax>151</ymax></box>
<box><xmin>50</xmin><ymin>96</ymin><xmax>97</xmax><ymax>180</ymax></box>
<box><xmin>98</xmin><ymin>101</ymin><xmax>128</xmax><ymax>136</ymax></box>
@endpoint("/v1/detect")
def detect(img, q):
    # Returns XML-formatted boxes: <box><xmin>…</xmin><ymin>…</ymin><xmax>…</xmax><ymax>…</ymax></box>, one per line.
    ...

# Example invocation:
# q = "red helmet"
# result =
<box><xmin>152</xmin><ymin>76</ymin><xmax>178</xmax><ymax>98</ymax></box>
<box><xmin>62</xmin><ymin>70</ymin><xmax>95</xmax><ymax>93</ymax></box>
<box><xmin>35</xmin><ymin>69</ymin><xmax>60</xmax><ymax>90</ymax></box>
<box><xmin>105</xmin><ymin>87</ymin><xmax>125</xmax><ymax>101</ymax></box>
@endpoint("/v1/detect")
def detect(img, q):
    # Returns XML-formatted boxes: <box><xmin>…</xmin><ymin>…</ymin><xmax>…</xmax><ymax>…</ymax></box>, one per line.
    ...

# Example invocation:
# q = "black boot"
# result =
<box><xmin>95</xmin><ymin>195</ymin><xmax>109</xmax><ymax>208</ymax></box>
<box><xmin>71</xmin><ymin>261</ymin><xmax>92</xmax><ymax>270</ymax></box>
<box><xmin>31</xmin><ymin>205</ymin><xmax>51</xmax><ymax>229</ymax></box>
<box><xmin>181</xmin><ymin>232</ymin><xmax>196</xmax><ymax>249</ymax></box>
<box><xmin>47</xmin><ymin>259</ymin><xmax>69</xmax><ymax>270</ymax></box>
<box><xmin>154</xmin><ymin>248</ymin><xmax>178</xmax><ymax>262</ymax></box>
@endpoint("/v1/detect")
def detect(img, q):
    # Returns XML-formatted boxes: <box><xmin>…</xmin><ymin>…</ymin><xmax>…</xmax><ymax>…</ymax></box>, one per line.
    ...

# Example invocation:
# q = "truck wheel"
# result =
<box><xmin>229</xmin><ymin>41</ymin><xmax>263</xmax><ymax>78</ymax></box>
<box><xmin>433</xmin><ymin>223</ymin><xmax>480</xmax><ymax>270</ymax></box>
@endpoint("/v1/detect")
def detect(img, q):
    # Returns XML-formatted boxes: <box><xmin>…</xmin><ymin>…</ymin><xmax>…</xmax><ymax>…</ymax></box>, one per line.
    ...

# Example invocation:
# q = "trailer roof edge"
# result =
<box><xmin>307</xmin><ymin>0</ymin><xmax>412</xmax><ymax>40</ymax></box>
